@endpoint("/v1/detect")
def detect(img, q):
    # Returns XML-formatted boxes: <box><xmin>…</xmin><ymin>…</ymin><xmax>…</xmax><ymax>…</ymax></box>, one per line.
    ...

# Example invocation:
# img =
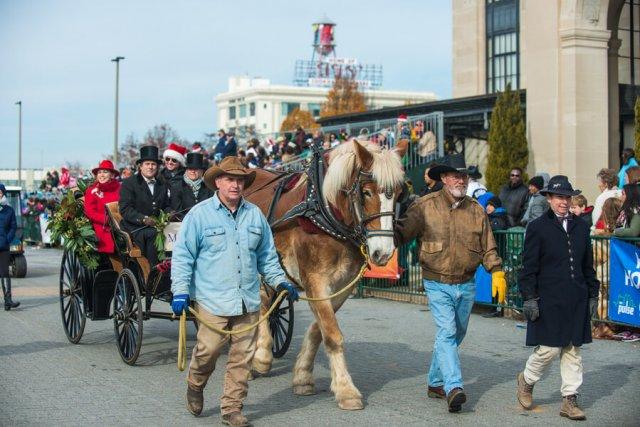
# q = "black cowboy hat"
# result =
<box><xmin>468</xmin><ymin>165</ymin><xmax>482</xmax><ymax>180</ymax></box>
<box><xmin>428</xmin><ymin>154</ymin><xmax>470</xmax><ymax>181</ymax></box>
<box><xmin>136</xmin><ymin>145</ymin><xmax>161</xmax><ymax>165</ymax></box>
<box><xmin>185</xmin><ymin>152</ymin><xmax>208</xmax><ymax>170</ymax></box>
<box><xmin>539</xmin><ymin>175</ymin><xmax>581</xmax><ymax>197</ymax></box>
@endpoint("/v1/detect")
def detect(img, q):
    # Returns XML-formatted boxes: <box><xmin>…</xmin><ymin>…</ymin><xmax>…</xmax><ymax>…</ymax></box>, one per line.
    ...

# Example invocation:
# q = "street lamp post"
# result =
<box><xmin>15</xmin><ymin>101</ymin><xmax>22</xmax><ymax>189</ymax></box>
<box><xmin>111</xmin><ymin>56</ymin><xmax>125</xmax><ymax>164</ymax></box>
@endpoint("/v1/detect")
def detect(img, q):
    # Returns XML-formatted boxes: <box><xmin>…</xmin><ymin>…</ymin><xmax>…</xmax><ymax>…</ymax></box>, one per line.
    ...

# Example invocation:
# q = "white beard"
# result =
<box><xmin>448</xmin><ymin>187</ymin><xmax>467</xmax><ymax>198</ymax></box>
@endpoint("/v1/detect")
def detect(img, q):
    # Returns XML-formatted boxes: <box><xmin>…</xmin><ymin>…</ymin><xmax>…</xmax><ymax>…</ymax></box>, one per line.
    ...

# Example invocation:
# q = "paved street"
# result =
<box><xmin>1</xmin><ymin>248</ymin><xmax>639</xmax><ymax>426</ymax></box>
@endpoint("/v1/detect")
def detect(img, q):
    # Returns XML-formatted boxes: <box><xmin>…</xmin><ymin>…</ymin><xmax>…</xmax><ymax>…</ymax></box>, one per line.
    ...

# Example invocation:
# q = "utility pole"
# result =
<box><xmin>15</xmin><ymin>101</ymin><xmax>22</xmax><ymax>189</ymax></box>
<box><xmin>111</xmin><ymin>56</ymin><xmax>125</xmax><ymax>164</ymax></box>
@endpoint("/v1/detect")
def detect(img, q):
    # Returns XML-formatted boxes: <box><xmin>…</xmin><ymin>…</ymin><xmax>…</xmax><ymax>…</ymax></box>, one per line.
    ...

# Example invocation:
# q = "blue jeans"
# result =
<box><xmin>424</xmin><ymin>279</ymin><xmax>476</xmax><ymax>394</ymax></box>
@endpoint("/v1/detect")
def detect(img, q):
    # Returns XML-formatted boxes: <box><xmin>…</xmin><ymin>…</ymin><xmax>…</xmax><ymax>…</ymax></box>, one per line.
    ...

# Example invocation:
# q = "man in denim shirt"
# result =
<box><xmin>171</xmin><ymin>157</ymin><xmax>298</xmax><ymax>427</ymax></box>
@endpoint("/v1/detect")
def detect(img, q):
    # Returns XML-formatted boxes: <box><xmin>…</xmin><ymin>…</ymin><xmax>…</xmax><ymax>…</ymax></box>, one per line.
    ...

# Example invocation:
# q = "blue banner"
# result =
<box><xmin>609</xmin><ymin>239</ymin><xmax>640</xmax><ymax>326</ymax></box>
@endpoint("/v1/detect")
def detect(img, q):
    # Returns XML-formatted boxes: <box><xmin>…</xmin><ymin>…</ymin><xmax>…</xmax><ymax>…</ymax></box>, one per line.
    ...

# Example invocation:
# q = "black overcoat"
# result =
<box><xmin>169</xmin><ymin>180</ymin><xmax>214</xmax><ymax>220</ymax></box>
<box><xmin>119</xmin><ymin>173</ymin><xmax>169</xmax><ymax>232</ymax></box>
<box><xmin>518</xmin><ymin>209</ymin><xmax>600</xmax><ymax>347</ymax></box>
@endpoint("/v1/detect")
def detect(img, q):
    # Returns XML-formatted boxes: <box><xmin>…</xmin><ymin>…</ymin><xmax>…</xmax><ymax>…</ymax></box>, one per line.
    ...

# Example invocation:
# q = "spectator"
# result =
<box><xmin>357</xmin><ymin>128</ymin><xmax>370</xmax><ymax>142</ymax></box>
<box><xmin>618</xmin><ymin>148</ymin><xmax>638</xmax><ymax>187</ymax></box>
<box><xmin>329</xmin><ymin>133</ymin><xmax>338</xmax><ymax>147</ymax></box>
<box><xmin>421</xmin><ymin>163</ymin><xmax>444</xmax><ymax>196</ymax></box>
<box><xmin>84</xmin><ymin>160</ymin><xmax>121</xmax><ymax>254</ymax></box>
<box><xmin>498</xmin><ymin>167</ymin><xmax>529</xmax><ymax>226</ymax></box>
<box><xmin>294</xmin><ymin>126</ymin><xmax>306</xmax><ymax>154</ymax></box>
<box><xmin>161</xmin><ymin>143</ymin><xmax>187</xmax><ymax>188</ymax></box>
<box><xmin>591</xmin><ymin>168</ymin><xmax>621</xmax><ymax>230</ymax></box>
<box><xmin>213</xmin><ymin>129</ymin><xmax>227</xmax><ymax>162</ymax></box>
<box><xmin>0</xmin><ymin>183</ymin><xmax>19</xmax><ymax>310</ymax></box>
<box><xmin>51</xmin><ymin>170</ymin><xmax>60</xmax><ymax>187</ymax></box>
<box><xmin>624</xmin><ymin>165</ymin><xmax>640</xmax><ymax>184</ymax></box>
<box><xmin>120</xmin><ymin>167</ymin><xmax>133</xmax><ymax>180</ymax></box>
<box><xmin>521</xmin><ymin>176</ymin><xmax>549</xmax><ymax>226</ymax></box>
<box><xmin>486</xmin><ymin>196</ymin><xmax>509</xmax><ymax>231</ymax></box>
<box><xmin>191</xmin><ymin>142</ymin><xmax>209</xmax><ymax>159</ymax></box>
<box><xmin>569</xmin><ymin>195</ymin><xmax>594</xmax><ymax>228</ymax></box>
<box><xmin>595</xmin><ymin>197</ymin><xmax>622</xmax><ymax>235</ymax></box>
<box><xmin>613</xmin><ymin>183</ymin><xmax>640</xmax><ymax>237</ymax></box>
<box><xmin>281</xmin><ymin>143</ymin><xmax>297</xmax><ymax>163</ymax></box>
<box><xmin>59</xmin><ymin>167</ymin><xmax>70</xmax><ymax>188</ymax></box>
<box><xmin>223</xmin><ymin>133</ymin><xmax>238</xmax><ymax>159</ymax></box>
<box><xmin>466</xmin><ymin>165</ymin><xmax>486</xmax><ymax>199</ymax></box>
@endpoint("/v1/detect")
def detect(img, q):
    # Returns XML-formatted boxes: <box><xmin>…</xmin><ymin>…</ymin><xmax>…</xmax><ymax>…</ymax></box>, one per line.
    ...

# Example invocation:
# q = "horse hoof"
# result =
<box><xmin>252</xmin><ymin>359</ymin><xmax>272</xmax><ymax>375</ymax></box>
<box><xmin>338</xmin><ymin>398</ymin><xmax>364</xmax><ymax>411</ymax></box>
<box><xmin>293</xmin><ymin>385</ymin><xmax>316</xmax><ymax>396</ymax></box>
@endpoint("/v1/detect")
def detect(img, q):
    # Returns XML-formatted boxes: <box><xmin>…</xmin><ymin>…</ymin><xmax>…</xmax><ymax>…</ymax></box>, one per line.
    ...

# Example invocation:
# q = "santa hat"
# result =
<box><xmin>163</xmin><ymin>143</ymin><xmax>187</xmax><ymax>166</ymax></box>
<box><xmin>397</xmin><ymin>114</ymin><xmax>408</xmax><ymax>123</ymax></box>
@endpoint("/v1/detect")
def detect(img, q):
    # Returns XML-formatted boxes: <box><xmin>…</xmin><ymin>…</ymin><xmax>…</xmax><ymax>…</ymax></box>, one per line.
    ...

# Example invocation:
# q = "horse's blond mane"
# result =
<box><xmin>322</xmin><ymin>140</ymin><xmax>405</xmax><ymax>205</ymax></box>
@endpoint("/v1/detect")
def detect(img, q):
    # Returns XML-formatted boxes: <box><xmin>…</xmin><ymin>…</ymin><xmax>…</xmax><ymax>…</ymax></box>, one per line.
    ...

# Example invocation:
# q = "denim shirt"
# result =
<box><xmin>171</xmin><ymin>193</ymin><xmax>287</xmax><ymax>316</ymax></box>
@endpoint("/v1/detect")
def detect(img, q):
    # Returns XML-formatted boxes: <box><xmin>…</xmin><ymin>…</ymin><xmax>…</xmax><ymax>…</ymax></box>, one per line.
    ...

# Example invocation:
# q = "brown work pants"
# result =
<box><xmin>187</xmin><ymin>303</ymin><xmax>259</xmax><ymax>415</ymax></box>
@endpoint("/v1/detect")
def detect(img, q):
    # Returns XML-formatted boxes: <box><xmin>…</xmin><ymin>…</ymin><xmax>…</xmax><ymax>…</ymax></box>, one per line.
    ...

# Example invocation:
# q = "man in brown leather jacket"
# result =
<box><xmin>395</xmin><ymin>154</ymin><xmax>506</xmax><ymax>413</ymax></box>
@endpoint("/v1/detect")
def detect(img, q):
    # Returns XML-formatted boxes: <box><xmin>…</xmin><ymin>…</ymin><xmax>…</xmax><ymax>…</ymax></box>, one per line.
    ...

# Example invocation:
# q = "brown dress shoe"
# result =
<box><xmin>446</xmin><ymin>387</ymin><xmax>466</xmax><ymax>413</ymax></box>
<box><xmin>221</xmin><ymin>411</ymin><xmax>251</xmax><ymax>427</ymax></box>
<box><xmin>186</xmin><ymin>384</ymin><xmax>203</xmax><ymax>416</ymax></box>
<box><xmin>560</xmin><ymin>395</ymin><xmax>586</xmax><ymax>420</ymax></box>
<box><xmin>428</xmin><ymin>385</ymin><xmax>446</xmax><ymax>399</ymax></box>
<box><xmin>517</xmin><ymin>372</ymin><xmax>535</xmax><ymax>409</ymax></box>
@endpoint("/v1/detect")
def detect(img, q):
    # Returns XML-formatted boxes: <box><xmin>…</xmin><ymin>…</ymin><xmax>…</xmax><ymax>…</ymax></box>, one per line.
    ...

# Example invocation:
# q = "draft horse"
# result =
<box><xmin>245</xmin><ymin>139</ymin><xmax>408</xmax><ymax>410</ymax></box>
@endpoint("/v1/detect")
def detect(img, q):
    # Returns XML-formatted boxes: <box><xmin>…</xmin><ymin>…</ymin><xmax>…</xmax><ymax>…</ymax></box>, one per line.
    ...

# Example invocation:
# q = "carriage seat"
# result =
<box><xmin>105</xmin><ymin>202</ymin><xmax>143</xmax><ymax>258</ymax></box>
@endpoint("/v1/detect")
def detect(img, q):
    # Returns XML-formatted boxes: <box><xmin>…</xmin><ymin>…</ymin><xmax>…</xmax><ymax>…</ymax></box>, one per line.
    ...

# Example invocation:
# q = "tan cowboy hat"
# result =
<box><xmin>204</xmin><ymin>156</ymin><xmax>256</xmax><ymax>190</ymax></box>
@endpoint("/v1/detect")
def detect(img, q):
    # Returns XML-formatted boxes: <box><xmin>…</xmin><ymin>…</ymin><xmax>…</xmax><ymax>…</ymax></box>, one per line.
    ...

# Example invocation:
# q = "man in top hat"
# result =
<box><xmin>119</xmin><ymin>145</ymin><xmax>169</xmax><ymax>267</ymax></box>
<box><xmin>161</xmin><ymin>143</ymin><xmax>188</xmax><ymax>188</ymax></box>
<box><xmin>169</xmin><ymin>152</ymin><xmax>214</xmax><ymax>220</ymax></box>
<box><xmin>395</xmin><ymin>154</ymin><xmax>506</xmax><ymax>413</ymax></box>
<box><xmin>516</xmin><ymin>175</ymin><xmax>599</xmax><ymax>421</ymax></box>
<box><xmin>170</xmin><ymin>156</ymin><xmax>298</xmax><ymax>426</ymax></box>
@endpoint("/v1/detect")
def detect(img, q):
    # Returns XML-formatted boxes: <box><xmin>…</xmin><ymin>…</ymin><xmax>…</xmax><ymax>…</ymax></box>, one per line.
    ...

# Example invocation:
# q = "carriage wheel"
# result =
<box><xmin>59</xmin><ymin>250</ymin><xmax>87</xmax><ymax>344</ymax></box>
<box><xmin>269</xmin><ymin>293</ymin><xmax>294</xmax><ymax>358</ymax></box>
<box><xmin>112</xmin><ymin>269</ymin><xmax>144</xmax><ymax>365</ymax></box>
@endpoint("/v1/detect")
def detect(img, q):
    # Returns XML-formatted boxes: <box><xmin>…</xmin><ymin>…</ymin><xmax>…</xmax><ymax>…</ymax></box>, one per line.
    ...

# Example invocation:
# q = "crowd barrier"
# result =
<box><xmin>358</xmin><ymin>230</ymin><xmax>640</xmax><ymax>329</ymax></box>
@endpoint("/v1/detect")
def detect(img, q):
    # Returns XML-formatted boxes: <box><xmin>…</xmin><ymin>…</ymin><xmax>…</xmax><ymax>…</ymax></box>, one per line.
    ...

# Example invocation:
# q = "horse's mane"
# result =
<box><xmin>322</xmin><ymin>140</ymin><xmax>405</xmax><ymax>205</ymax></box>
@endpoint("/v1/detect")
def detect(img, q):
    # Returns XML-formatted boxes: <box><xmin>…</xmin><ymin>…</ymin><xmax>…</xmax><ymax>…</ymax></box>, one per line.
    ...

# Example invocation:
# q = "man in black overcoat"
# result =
<box><xmin>516</xmin><ymin>175</ymin><xmax>599</xmax><ymax>421</ymax></box>
<box><xmin>169</xmin><ymin>152</ymin><xmax>214</xmax><ymax>220</ymax></box>
<box><xmin>119</xmin><ymin>145</ymin><xmax>169</xmax><ymax>267</ymax></box>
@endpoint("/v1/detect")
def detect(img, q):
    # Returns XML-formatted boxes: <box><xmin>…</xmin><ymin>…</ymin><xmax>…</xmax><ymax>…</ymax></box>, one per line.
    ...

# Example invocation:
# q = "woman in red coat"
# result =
<box><xmin>84</xmin><ymin>160</ymin><xmax>121</xmax><ymax>253</ymax></box>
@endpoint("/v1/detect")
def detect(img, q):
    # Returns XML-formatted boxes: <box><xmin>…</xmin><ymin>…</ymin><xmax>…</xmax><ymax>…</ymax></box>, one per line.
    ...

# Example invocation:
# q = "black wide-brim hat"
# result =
<box><xmin>185</xmin><ymin>152</ymin><xmax>208</xmax><ymax>170</ymax></box>
<box><xmin>136</xmin><ymin>145</ymin><xmax>161</xmax><ymax>165</ymax></box>
<box><xmin>539</xmin><ymin>175</ymin><xmax>581</xmax><ymax>197</ymax></box>
<box><xmin>468</xmin><ymin>165</ymin><xmax>482</xmax><ymax>179</ymax></box>
<box><xmin>428</xmin><ymin>154</ymin><xmax>470</xmax><ymax>181</ymax></box>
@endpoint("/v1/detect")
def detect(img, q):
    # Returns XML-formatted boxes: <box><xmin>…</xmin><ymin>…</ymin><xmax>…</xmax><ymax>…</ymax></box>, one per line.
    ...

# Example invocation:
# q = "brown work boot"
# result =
<box><xmin>221</xmin><ymin>411</ymin><xmax>251</xmax><ymax>427</ymax></box>
<box><xmin>560</xmin><ymin>395</ymin><xmax>586</xmax><ymax>421</ymax></box>
<box><xmin>446</xmin><ymin>387</ymin><xmax>466</xmax><ymax>413</ymax></box>
<box><xmin>428</xmin><ymin>385</ymin><xmax>446</xmax><ymax>399</ymax></box>
<box><xmin>185</xmin><ymin>384</ymin><xmax>203</xmax><ymax>416</ymax></box>
<box><xmin>517</xmin><ymin>372</ymin><xmax>535</xmax><ymax>409</ymax></box>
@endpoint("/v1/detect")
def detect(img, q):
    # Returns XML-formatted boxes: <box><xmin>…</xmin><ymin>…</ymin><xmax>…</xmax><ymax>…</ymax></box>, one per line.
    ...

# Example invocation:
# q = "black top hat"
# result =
<box><xmin>136</xmin><ymin>145</ymin><xmax>161</xmax><ymax>165</ymax></box>
<box><xmin>468</xmin><ymin>165</ymin><xmax>482</xmax><ymax>179</ymax></box>
<box><xmin>185</xmin><ymin>152</ymin><xmax>208</xmax><ymax>170</ymax></box>
<box><xmin>428</xmin><ymin>154</ymin><xmax>470</xmax><ymax>181</ymax></box>
<box><xmin>539</xmin><ymin>175</ymin><xmax>581</xmax><ymax>197</ymax></box>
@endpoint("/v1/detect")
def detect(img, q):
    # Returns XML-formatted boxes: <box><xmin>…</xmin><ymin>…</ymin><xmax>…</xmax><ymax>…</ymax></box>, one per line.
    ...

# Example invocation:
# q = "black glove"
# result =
<box><xmin>523</xmin><ymin>298</ymin><xmax>539</xmax><ymax>322</ymax></box>
<box><xmin>142</xmin><ymin>216</ymin><xmax>157</xmax><ymax>227</ymax></box>
<box><xmin>589</xmin><ymin>297</ymin><xmax>599</xmax><ymax>320</ymax></box>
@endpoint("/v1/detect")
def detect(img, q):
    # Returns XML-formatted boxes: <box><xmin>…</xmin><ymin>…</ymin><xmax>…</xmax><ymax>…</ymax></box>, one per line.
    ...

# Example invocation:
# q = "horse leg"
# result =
<box><xmin>252</xmin><ymin>286</ymin><xmax>273</xmax><ymax>375</ymax></box>
<box><xmin>292</xmin><ymin>321</ymin><xmax>322</xmax><ymax>395</ymax></box>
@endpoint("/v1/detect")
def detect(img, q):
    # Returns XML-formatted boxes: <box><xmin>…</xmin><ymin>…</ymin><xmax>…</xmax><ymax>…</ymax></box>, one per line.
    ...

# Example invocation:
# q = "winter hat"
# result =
<box><xmin>163</xmin><ymin>143</ymin><xmax>188</xmax><ymax>166</ymax></box>
<box><xmin>397</xmin><ymin>114</ymin><xmax>408</xmax><ymax>123</ymax></box>
<box><xmin>0</xmin><ymin>183</ymin><xmax>6</xmax><ymax>195</ymax></box>
<box><xmin>487</xmin><ymin>196</ymin><xmax>502</xmax><ymax>208</ymax></box>
<box><xmin>528</xmin><ymin>176</ymin><xmax>544</xmax><ymax>191</ymax></box>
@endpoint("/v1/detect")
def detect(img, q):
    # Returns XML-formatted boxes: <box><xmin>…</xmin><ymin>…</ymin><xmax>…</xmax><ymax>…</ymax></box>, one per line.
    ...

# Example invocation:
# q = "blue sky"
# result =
<box><xmin>0</xmin><ymin>0</ymin><xmax>452</xmax><ymax>169</ymax></box>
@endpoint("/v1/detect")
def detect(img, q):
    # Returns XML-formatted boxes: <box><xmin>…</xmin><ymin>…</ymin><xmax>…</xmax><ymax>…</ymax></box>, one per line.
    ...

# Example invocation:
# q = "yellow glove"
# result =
<box><xmin>491</xmin><ymin>271</ymin><xmax>507</xmax><ymax>305</ymax></box>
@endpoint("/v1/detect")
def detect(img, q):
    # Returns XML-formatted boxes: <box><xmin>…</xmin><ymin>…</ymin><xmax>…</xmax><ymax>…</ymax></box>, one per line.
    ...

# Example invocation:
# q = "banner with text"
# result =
<box><xmin>609</xmin><ymin>239</ymin><xmax>640</xmax><ymax>326</ymax></box>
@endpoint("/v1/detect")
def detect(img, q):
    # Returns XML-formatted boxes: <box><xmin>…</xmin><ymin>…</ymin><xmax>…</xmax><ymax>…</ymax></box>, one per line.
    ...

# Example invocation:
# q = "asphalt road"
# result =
<box><xmin>1</xmin><ymin>247</ymin><xmax>639</xmax><ymax>426</ymax></box>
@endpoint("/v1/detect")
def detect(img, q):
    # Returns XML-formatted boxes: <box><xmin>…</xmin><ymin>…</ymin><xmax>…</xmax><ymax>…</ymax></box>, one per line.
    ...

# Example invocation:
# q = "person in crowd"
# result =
<box><xmin>119</xmin><ymin>146</ymin><xmax>169</xmax><ymax>268</ymax></box>
<box><xmin>594</xmin><ymin>197</ymin><xmax>623</xmax><ymax>235</ymax></box>
<box><xmin>499</xmin><ymin>167</ymin><xmax>529</xmax><ymax>226</ymax></box>
<box><xmin>465</xmin><ymin>165</ymin><xmax>486</xmax><ymax>199</ymax></box>
<box><xmin>618</xmin><ymin>148</ymin><xmax>638</xmax><ymax>187</ymax></box>
<box><xmin>591</xmin><ymin>168</ymin><xmax>621</xmax><ymax>230</ymax></box>
<box><xmin>119</xmin><ymin>167</ymin><xmax>133</xmax><ymax>180</ymax></box>
<box><xmin>169</xmin><ymin>152</ymin><xmax>213</xmax><ymax>221</ymax></box>
<box><xmin>0</xmin><ymin>183</ymin><xmax>19</xmax><ymax>310</ymax></box>
<box><xmin>161</xmin><ymin>143</ymin><xmax>188</xmax><ymax>188</ymax></box>
<box><xmin>191</xmin><ymin>142</ymin><xmax>209</xmax><ymax>159</ymax></box>
<box><xmin>59</xmin><ymin>167</ymin><xmax>70</xmax><ymax>188</ymax></box>
<box><xmin>395</xmin><ymin>154</ymin><xmax>505</xmax><ymax>413</ymax></box>
<box><xmin>521</xmin><ymin>176</ymin><xmax>549</xmax><ymax>226</ymax></box>
<box><xmin>613</xmin><ymin>183</ymin><xmax>640</xmax><ymax>237</ymax></box>
<box><xmin>516</xmin><ymin>175</ymin><xmax>599</xmax><ymax>421</ymax></box>
<box><xmin>624</xmin><ymin>165</ymin><xmax>640</xmax><ymax>185</ymax></box>
<box><xmin>170</xmin><ymin>156</ymin><xmax>298</xmax><ymax>426</ymax></box>
<box><xmin>51</xmin><ymin>170</ymin><xmax>60</xmax><ymax>187</ymax></box>
<box><xmin>213</xmin><ymin>129</ymin><xmax>228</xmax><ymax>163</ymax></box>
<box><xmin>223</xmin><ymin>133</ymin><xmax>238</xmax><ymax>159</ymax></box>
<box><xmin>294</xmin><ymin>126</ymin><xmax>306</xmax><ymax>154</ymax></box>
<box><xmin>486</xmin><ymin>196</ymin><xmax>509</xmax><ymax>231</ymax></box>
<box><xmin>281</xmin><ymin>143</ymin><xmax>297</xmax><ymax>163</ymax></box>
<box><xmin>246</xmin><ymin>153</ymin><xmax>258</xmax><ymax>169</ymax></box>
<box><xmin>421</xmin><ymin>163</ymin><xmax>444</xmax><ymax>196</ymax></box>
<box><xmin>84</xmin><ymin>160</ymin><xmax>121</xmax><ymax>254</ymax></box>
<box><xmin>569</xmin><ymin>195</ymin><xmax>593</xmax><ymax>229</ymax></box>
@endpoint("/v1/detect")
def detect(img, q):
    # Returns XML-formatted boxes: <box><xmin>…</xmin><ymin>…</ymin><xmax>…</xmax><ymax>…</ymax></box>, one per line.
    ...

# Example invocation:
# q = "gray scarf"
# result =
<box><xmin>183</xmin><ymin>175</ymin><xmax>203</xmax><ymax>199</ymax></box>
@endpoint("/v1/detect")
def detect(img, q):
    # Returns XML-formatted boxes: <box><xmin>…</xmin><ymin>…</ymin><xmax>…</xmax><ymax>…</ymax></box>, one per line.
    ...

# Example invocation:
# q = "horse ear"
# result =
<box><xmin>394</xmin><ymin>139</ymin><xmax>409</xmax><ymax>158</ymax></box>
<box><xmin>353</xmin><ymin>140</ymin><xmax>374</xmax><ymax>170</ymax></box>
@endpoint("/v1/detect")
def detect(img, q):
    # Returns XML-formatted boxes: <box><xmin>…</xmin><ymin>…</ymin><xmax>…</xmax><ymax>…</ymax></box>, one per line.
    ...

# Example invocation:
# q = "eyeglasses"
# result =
<box><xmin>510</xmin><ymin>174</ymin><xmax>521</xmax><ymax>177</ymax></box>
<box><xmin>164</xmin><ymin>158</ymin><xmax>178</xmax><ymax>164</ymax></box>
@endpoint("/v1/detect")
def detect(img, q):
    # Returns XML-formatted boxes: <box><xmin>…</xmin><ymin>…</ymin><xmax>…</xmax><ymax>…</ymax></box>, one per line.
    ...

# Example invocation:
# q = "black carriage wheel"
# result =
<box><xmin>269</xmin><ymin>293</ymin><xmax>294</xmax><ymax>358</ymax></box>
<box><xmin>112</xmin><ymin>269</ymin><xmax>144</xmax><ymax>365</ymax></box>
<box><xmin>59</xmin><ymin>250</ymin><xmax>87</xmax><ymax>344</ymax></box>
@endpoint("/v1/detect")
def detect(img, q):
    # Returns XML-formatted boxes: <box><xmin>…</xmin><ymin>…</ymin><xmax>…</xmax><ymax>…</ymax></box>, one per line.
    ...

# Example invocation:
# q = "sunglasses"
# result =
<box><xmin>164</xmin><ymin>157</ymin><xmax>179</xmax><ymax>164</ymax></box>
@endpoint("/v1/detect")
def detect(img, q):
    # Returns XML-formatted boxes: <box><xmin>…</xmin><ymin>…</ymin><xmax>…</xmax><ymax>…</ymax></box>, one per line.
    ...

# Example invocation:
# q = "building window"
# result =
<box><xmin>229</xmin><ymin>106</ymin><xmax>236</xmax><ymax>120</ymax></box>
<box><xmin>250</xmin><ymin>102</ymin><xmax>256</xmax><ymax>116</ymax></box>
<box><xmin>264</xmin><ymin>103</ymin><xmax>267</xmax><ymax>109</ymax></box>
<box><xmin>486</xmin><ymin>0</ymin><xmax>519</xmax><ymax>93</ymax></box>
<box><xmin>281</xmin><ymin>102</ymin><xmax>300</xmax><ymax>116</ymax></box>
<box><xmin>239</xmin><ymin>104</ymin><xmax>247</xmax><ymax>118</ymax></box>
<box><xmin>308</xmin><ymin>103</ymin><xmax>321</xmax><ymax>117</ymax></box>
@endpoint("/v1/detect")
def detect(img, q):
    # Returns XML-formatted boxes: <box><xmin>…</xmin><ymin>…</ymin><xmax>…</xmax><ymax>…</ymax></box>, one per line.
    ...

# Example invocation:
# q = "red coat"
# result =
<box><xmin>84</xmin><ymin>179</ymin><xmax>121</xmax><ymax>253</ymax></box>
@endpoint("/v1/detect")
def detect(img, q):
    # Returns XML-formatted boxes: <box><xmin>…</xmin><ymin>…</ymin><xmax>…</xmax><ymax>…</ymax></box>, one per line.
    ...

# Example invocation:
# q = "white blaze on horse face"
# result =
<box><xmin>367</xmin><ymin>192</ymin><xmax>395</xmax><ymax>266</ymax></box>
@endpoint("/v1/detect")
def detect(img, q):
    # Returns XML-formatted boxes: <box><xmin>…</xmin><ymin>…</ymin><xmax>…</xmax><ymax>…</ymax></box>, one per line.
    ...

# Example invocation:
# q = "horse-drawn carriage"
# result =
<box><xmin>59</xmin><ymin>201</ymin><xmax>294</xmax><ymax>364</ymax></box>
